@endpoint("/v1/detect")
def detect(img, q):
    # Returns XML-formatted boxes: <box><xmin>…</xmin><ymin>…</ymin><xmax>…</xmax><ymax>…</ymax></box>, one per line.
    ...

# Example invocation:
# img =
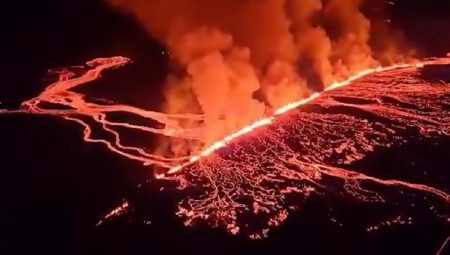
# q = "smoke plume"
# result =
<box><xmin>106</xmin><ymin>0</ymin><xmax>414</xmax><ymax>156</ymax></box>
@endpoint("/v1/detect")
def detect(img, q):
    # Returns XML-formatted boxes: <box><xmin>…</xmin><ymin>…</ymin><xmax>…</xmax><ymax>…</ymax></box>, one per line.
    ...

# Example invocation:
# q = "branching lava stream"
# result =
<box><xmin>1</xmin><ymin>56</ymin><xmax>449</xmax><ymax>242</ymax></box>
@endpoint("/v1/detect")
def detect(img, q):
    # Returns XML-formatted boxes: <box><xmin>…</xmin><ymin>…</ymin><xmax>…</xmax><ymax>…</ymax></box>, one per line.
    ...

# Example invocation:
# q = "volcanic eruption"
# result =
<box><xmin>105</xmin><ymin>0</ymin><xmax>416</xmax><ymax>162</ymax></box>
<box><xmin>1</xmin><ymin>0</ymin><xmax>449</xmax><ymax>247</ymax></box>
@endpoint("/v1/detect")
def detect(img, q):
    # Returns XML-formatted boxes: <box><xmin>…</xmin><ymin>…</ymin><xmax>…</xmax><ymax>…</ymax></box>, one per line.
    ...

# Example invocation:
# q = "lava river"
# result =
<box><xmin>168</xmin><ymin>61</ymin><xmax>450</xmax><ymax>239</ymax></box>
<box><xmin>1</xmin><ymin>58</ymin><xmax>450</xmax><ymax>241</ymax></box>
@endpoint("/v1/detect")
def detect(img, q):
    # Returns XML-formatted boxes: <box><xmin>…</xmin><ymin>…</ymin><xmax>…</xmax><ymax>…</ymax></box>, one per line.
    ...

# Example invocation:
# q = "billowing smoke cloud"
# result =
<box><xmin>106</xmin><ymin>0</ymin><xmax>414</xmax><ymax>156</ymax></box>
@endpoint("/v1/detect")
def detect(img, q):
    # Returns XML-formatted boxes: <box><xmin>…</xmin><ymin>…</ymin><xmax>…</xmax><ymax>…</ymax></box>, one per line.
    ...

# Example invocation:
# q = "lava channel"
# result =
<box><xmin>164</xmin><ymin>59</ymin><xmax>450</xmax><ymax>239</ymax></box>
<box><xmin>1</xmin><ymin>57</ymin><xmax>449</xmax><ymax>240</ymax></box>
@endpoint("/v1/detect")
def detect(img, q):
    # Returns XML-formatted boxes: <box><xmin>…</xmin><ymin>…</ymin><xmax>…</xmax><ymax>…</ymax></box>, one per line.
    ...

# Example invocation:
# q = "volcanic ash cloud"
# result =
<box><xmin>106</xmin><ymin>0</ymin><xmax>415</xmax><ymax>156</ymax></box>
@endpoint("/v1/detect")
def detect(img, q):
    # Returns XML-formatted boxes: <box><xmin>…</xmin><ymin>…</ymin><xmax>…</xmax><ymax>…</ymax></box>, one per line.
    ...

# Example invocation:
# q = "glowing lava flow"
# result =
<box><xmin>1</xmin><ymin>56</ymin><xmax>449</xmax><ymax>240</ymax></box>
<box><xmin>163</xmin><ymin>59</ymin><xmax>450</xmax><ymax>239</ymax></box>
<box><xmin>0</xmin><ymin>57</ymin><xmax>205</xmax><ymax>169</ymax></box>
<box><xmin>165</xmin><ymin>62</ymin><xmax>425</xmax><ymax>176</ymax></box>
<box><xmin>0</xmin><ymin>55</ymin><xmax>425</xmax><ymax>176</ymax></box>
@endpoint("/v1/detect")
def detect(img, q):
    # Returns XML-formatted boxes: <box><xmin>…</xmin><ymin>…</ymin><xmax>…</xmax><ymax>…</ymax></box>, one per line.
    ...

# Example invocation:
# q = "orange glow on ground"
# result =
<box><xmin>164</xmin><ymin>62</ymin><xmax>426</xmax><ymax>177</ymax></box>
<box><xmin>1</xmin><ymin>57</ymin><xmax>448</xmax><ymax>240</ymax></box>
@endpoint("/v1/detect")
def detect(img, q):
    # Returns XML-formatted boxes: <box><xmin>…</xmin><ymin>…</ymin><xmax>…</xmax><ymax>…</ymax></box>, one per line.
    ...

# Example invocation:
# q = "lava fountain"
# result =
<box><xmin>1</xmin><ymin>56</ymin><xmax>449</xmax><ymax>239</ymax></box>
<box><xmin>1</xmin><ymin>0</ymin><xmax>449</xmax><ymax>244</ymax></box>
<box><xmin>166</xmin><ymin>59</ymin><xmax>450</xmax><ymax>238</ymax></box>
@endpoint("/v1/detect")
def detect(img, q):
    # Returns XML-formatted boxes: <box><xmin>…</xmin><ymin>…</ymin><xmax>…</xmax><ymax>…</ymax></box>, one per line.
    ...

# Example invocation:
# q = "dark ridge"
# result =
<box><xmin>379</xmin><ymin>96</ymin><xmax>420</xmax><ymax>110</ymax></box>
<box><xmin>420</xmin><ymin>64</ymin><xmax>450</xmax><ymax>83</ymax></box>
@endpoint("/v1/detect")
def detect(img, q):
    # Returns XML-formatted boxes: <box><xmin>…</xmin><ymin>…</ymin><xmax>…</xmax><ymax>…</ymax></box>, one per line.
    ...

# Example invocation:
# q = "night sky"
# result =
<box><xmin>1</xmin><ymin>1</ymin><xmax>450</xmax><ymax>254</ymax></box>
<box><xmin>1</xmin><ymin>0</ymin><xmax>450</xmax><ymax>107</ymax></box>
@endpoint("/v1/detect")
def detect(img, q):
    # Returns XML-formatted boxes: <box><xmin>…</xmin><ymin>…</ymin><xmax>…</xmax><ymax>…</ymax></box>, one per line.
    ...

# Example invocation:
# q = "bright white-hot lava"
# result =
<box><xmin>1</xmin><ymin>57</ymin><xmax>449</xmax><ymax>241</ymax></box>
<box><xmin>164</xmin><ymin>62</ymin><xmax>426</xmax><ymax>177</ymax></box>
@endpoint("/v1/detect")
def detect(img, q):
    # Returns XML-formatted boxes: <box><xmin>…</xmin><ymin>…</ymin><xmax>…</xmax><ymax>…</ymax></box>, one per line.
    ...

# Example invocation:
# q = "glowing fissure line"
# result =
<box><xmin>165</xmin><ymin>62</ymin><xmax>425</xmax><ymax>176</ymax></box>
<box><xmin>171</xmin><ymin>61</ymin><xmax>450</xmax><ymax>239</ymax></box>
<box><xmin>0</xmin><ymin>56</ymin><xmax>428</xmax><ymax>177</ymax></box>
<box><xmin>4</xmin><ymin>56</ymin><xmax>447</xmax><ymax>240</ymax></box>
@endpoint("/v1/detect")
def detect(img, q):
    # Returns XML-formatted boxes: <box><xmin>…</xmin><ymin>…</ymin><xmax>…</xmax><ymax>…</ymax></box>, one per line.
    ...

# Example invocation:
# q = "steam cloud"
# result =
<box><xmin>106</xmin><ymin>0</ymin><xmax>415</xmax><ymax>156</ymax></box>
